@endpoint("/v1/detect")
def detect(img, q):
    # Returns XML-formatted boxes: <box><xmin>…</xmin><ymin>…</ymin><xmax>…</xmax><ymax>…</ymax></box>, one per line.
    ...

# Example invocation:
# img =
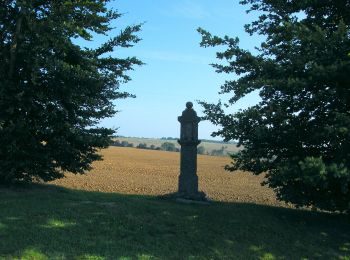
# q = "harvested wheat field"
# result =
<box><xmin>52</xmin><ymin>146</ymin><xmax>288</xmax><ymax>207</ymax></box>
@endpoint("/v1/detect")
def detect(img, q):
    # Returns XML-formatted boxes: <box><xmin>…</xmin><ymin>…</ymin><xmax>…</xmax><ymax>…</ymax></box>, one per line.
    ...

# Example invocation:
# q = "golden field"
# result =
<box><xmin>52</xmin><ymin>146</ymin><xmax>287</xmax><ymax>207</ymax></box>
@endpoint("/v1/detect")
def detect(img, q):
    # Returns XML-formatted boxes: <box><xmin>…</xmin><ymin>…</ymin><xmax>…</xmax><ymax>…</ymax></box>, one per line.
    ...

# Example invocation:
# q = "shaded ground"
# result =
<box><xmin>0</xmin><ymin>185</ymin><xmax>349</xmax><ymax>260</ymax></box>
<box><xmin>52</xmin><ymin>147</ymin><xmax>285</xmax><ymax>207</ymax></box>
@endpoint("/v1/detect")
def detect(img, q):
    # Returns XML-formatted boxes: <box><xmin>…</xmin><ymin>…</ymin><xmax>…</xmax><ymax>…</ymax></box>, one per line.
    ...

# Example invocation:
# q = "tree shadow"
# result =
<box><xmin>0</xmin><ymin>184</ymin><xmax>349</xmax><ymax>259</ymax></box>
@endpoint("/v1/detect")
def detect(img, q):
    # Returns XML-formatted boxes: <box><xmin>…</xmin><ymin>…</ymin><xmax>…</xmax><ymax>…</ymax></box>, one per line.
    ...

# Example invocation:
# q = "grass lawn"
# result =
<box><xmin>0</xmin><ymin>184</ymin><xmax>349</xmax><ymax>260</ymax></box>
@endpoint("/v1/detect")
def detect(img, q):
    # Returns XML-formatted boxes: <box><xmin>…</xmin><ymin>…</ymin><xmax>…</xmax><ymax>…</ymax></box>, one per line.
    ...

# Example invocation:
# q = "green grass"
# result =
<box><xmin>0</xmin><ymin>185</ymin><xmax>349</xmax><ymax>260</ymax></box>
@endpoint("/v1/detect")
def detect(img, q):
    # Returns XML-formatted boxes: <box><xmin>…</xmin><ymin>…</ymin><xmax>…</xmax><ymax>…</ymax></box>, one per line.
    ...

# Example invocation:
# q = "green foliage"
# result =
<box><xmin>121</xmin><ymin>141</ymin><xmax>133</xmax><ymax>148</ymax></box>
<box><xmin>198</xmin><ymin>0</ymin><xmax>350</xmax><ymax>212</ymax></box>
<box><xmin>137</xmin><ymin>143</ymin><xmax>148</xmax><ymax>149</ymax></box>
<box><xmin>160</xmin><ymin>142</ymin><xmax>176</xmax><ymax>152</ymax></box>
<box><xmin>0</xmin><ymin>0</ymin><xmax>142</xmax><ymax>183</ymax></box>
<box><xmin>111</xmin><ymin>140</ymin><xmax>133</xmax><ymax>147</ymax></box>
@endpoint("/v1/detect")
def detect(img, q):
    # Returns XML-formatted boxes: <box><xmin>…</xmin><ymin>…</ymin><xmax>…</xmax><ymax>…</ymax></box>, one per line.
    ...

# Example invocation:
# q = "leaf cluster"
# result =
<box><xmin>0</xmin><ymin>0</ymin><xmax>142</xmax><ymax>183</ymax></box>
<box><xmin>198</xmin><ymin>0</ymin><xmax>350</xmax><ymax>212</ymax></box>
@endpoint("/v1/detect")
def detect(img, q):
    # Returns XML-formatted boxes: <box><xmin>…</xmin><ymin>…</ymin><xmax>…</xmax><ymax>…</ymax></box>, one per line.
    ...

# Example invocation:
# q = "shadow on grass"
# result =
<box><xmin>0</xmin><ymin>184</ymin><xmax>349</xmax><ymax>260</ymax></box>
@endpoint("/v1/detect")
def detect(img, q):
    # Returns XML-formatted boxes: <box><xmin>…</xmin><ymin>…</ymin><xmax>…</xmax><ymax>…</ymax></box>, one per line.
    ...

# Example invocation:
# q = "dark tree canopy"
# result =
<box><xmin>0</xmin><ymin>0</ymin><xmax>142</xmax><ymax>183</ymax></box>
<box><xmin>199</xmin><ymin>0</ymin><xmax>350</xmax><ymax>212</ymax></box>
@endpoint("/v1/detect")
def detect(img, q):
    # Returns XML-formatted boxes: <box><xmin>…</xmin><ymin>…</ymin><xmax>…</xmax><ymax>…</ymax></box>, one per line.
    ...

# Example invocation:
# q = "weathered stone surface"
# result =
<box><xmin>177</xmin><ymin>102</ymin><xmax>207</xmax><ymax>201</ymax></box>
<box><xmin>178</xmin><ymin>102</ymin><xmax>201</xmax><ymax>145</ymax></box>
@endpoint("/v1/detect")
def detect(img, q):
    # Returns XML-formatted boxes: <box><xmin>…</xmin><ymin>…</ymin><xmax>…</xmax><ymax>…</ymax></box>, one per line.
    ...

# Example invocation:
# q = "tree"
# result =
<box><xmin>210</xmin><ymin>146</ymin><xmax>226</xmax><ymax>157</ymax></box>
<box><xmin>137</xmin><ymin>143</ymin><xmax>148</xmax><ymax>149</ymax></box>
<box><xmin>198</xmin><ymin>0</ymin><xmax>350</xmax><ymax>212</ymax></box>
<box><xmin>0</xmin><ymin>0</ymin><xmax>142</xmax><ymax>184</ymax></box>
<box><xmin>112</xmin><ymin>140</ymin><xmax>121</xmax><ymax>146</ymax></box>
<box><xmin>121</xmin><ymin>141</ymin><xmax>130</xmax><ymax>147</ymax></box>
<box><xmin>197</xmin><ymin>146</ymin><xmax>206</xmax><ymax>155</ymax></box>
<box><xmin>161</xmin><ymin>142</ymin><xmax>176</xmax><ymax>152</ymax></box>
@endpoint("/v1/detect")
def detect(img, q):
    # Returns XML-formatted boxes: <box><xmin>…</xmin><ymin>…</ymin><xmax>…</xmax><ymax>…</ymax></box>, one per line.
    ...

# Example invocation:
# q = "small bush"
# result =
<box><xmin>197</xmin><ymin>146</ymin><xmax>205</xmax><ymax>155</ymax></box>
<box><xmin>161</xmin><ymin>142</ymin><xmax>176</xmax><ymax>152</ymax></box>
<box><xmin>137</xmin><ymin>143</ymin><xmax>148</xmax><ymax>149</ymax></box>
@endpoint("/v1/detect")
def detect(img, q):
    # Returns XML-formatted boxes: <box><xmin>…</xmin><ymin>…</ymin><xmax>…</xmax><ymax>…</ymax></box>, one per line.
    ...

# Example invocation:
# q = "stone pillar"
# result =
<box><xmin>177</xmin><ymin>102</ymin><xmax>206</xmax><ymax>201</ymax></box>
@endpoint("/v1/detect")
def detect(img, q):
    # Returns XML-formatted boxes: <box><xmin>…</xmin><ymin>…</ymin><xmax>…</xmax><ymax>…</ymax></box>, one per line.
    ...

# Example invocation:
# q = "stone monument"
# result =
<box><xmin>177</xmin><ymin>102</ymin><xmax>207</xmax><ymax>201</ymax></box>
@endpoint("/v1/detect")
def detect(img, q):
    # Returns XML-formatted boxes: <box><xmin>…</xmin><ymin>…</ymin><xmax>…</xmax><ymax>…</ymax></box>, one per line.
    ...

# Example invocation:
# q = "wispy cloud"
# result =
<box><xmin>141</xmin><ymin>50</ymin><xmax>209</xmax><ymax>65</ymax></box>
<box><xmin>161</xmin><ymin>1</ymin><xmax>211</xmax><ymax>19</ymax></box>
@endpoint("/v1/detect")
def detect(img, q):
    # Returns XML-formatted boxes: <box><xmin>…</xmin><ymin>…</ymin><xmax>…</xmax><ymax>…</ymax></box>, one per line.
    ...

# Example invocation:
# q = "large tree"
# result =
<box><xmin>0</xmin><ymin>0</ymin><xmax>142</xmax><ymax>183</ymax></box>
<box><xmin>198</xmin><ymin>0</ymin><xmax>350</xmax><ymax>212</ymax></box>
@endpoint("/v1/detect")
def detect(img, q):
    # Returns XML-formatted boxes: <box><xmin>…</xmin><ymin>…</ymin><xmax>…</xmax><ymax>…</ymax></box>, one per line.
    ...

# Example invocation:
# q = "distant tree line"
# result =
<box><xmin>136</xmin><ymin>143</ymin><xmax>163</xmax><ymax>151</ymax></box>
<box><xmin>208</xmin><ymin>146</ymin><xmax>227</xmax><ymax>156</ymax></box>
<box><xmin>111</xmin><ymin>140</ymin><xmax>230</xmax><ymax>157</ymax></box>
<box><xmin>161</xmin><ymin>137</ymin><xmax>237</xmax><ymax>145</ymax></box>
<box><xmin>161</xmin><ymin>137</ymin><xmax>178</xmax><ymax>141</ymax></box>
<box><xmin>201</xmin><ymin>139</ymin><xmax>237</xmax><ymax>145</ymax></box>
<box><xmin>111</xmin><ymin>140</ymin><xmax>180</xmax><ymax>152</ymax></box>
<box><xmin>160</xmin><ymin>142</ymin><xmax>179</xmax><ymax>152</ymax></box>
<box><xmin>111</xmin><ymin>140</ymin><xmax>134</xmax><ymax>148</ymax></box>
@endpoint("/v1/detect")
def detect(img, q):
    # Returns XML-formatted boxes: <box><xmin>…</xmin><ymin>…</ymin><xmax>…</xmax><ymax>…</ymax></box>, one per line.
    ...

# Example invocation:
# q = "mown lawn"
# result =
<box><xmin>0</xmin><ymin>184</ymin><xmax>349</xmax><ymax>260</ymax></box>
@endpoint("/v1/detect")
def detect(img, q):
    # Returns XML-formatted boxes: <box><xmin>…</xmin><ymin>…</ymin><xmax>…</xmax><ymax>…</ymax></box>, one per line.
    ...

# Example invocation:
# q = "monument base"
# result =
<box><xmin>176</xmin><ymin>191</ymin><xmax>208</xmax><ymax>201</ymax></box>
<box><xmin>175</xmin><ymin>198</ymin><xmax>210</xmax><ymax>205</ymax></box>
<box><xmin>158</xmin><ymin>191</ymin><xmax>209</xmax><ymax>204</ymax></box>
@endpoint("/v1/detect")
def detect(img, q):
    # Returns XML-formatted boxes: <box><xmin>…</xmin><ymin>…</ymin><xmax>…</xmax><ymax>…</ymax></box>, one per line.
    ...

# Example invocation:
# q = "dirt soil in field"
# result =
<box><xmin>52</xmin><ymin>147</ymin><xmax>290</xmax><ymax>207</ymax></box>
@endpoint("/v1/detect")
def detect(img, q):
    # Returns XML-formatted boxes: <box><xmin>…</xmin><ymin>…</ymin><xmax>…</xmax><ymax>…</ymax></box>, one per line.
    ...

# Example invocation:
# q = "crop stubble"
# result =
<box><xmin>52</xmin><ymin>147</ymin><xmax>287</xmax><ymax>207</ymax></box>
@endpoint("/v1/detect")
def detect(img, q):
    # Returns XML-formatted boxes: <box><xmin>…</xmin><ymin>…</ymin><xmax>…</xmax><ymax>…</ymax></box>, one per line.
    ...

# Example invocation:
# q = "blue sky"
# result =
<box><xmin>87</xmin><ymin>0</ymin><xmax>263</xmax><ymax>140</ymax></box>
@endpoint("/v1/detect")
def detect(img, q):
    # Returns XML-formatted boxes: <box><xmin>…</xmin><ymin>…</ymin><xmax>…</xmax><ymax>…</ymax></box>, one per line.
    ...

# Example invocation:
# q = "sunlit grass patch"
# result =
<box><xmin>136</xmin><ymin>254</ymin><xmax>154</xmax><ymax>260</ymax></box>
<box><xmin>249</xmin><ymin>245</ymin><xmax>262</xmax><ymax>252</ymax></box>
<box><xmin>43</xmin><ymin>219</ymin><xmax>76</xmax><ymax>229</ymax></box>
<box><xmin>75</xmin><ymin>254</ymin><xmax>105</xmax><ymax>260</ymax></box>
<box><xmin>340</xmin><ymin>243</ymin><xmax>350</xmax><ymax>252</ymax></box>
<box><xmin>260</xmin><ymin>252</ymin><xmax>276</xmax><ymax>260</ymax></box>
<box><xmin>15</xmin><ymin>248</ymin><xmax>48</xmax><ymax>260</ymax></box>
